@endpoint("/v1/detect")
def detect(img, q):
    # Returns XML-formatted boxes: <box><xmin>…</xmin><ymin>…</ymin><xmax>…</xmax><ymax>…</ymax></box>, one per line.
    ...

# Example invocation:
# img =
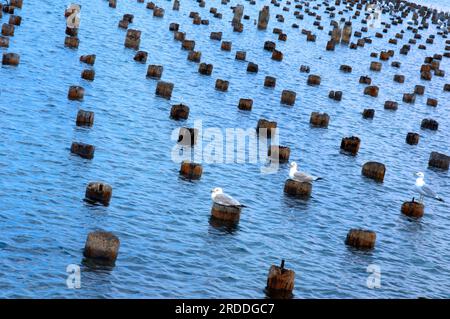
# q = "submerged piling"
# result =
<box><xmin>428</xmin><ymin>152</ymin><xmax>449</xmax><ymax>170</ymax></box>
<box><xmin>258</xmin><ymin>6</ymin><xmax>270</xmax><ymax>30</ymax></box>
<box><xmin>268</xmin><ymin>145</ymin><xmax>291</xmax><ymax>163</ymax></box>
<box><xmin>2</xmin><ymin>52</ymin><xmax>19</xmax><ymax>65</ymax></box>
<box><xmin>170</xmin><ymin>104</ymin><xmax>189</xmax><ymax>120</ymax></box>
<box><xmin>345</xmin><ymin>229</ymin><xmax>376</xmax><ymax>249</ymax></box>
<box><xmin>401</xmin><ymin>200</ymin><xmax>424</xmax><ymax>218</ymax></box>
<box><xmin>155</xmin><ymin>81</ymin><xmax>174</xmax><ymax>99</ymax></box>
<box><xmin>76</xmin><ymin>110</ymin><xmax>94</xmax><ymax>127</ymax></box>
<box><xmin>71</xmin><ymin>142</ymin><xmax>95</xmax><ymax>159</ymax></box>
<box><xmin>85</xmin><ymin>182</ymin><xmax>112</xmax><ymax>206</ymax></box>
<box><xmin>340</xmin><ymin>136</ymin><xmax>360</xmax><ymax>155</ymax></box>
<box><xmin>362</xmin><ymin>162</ymin><xmax>386</xmax><ymax>182</ymax></box>
<box><xmin>124</xmin><ymin>29</ymin><xmax>141</xmax><ymax>50</ymax></box>
<box><xmin>180</xmin><ymin>160</ymin><xmax>202</xmax><ymax>180</ymax></box>
<box><xmin>310</xmin><ymin>112</ymin><xmax>329</xmax><ymax>128</ymax></box>
<box><xmin>68</xmin><ymin>86</ymin><xmax>84</xmax><ymax>101</ymax></box>
<box><xmin>84</xmin><ymin>231</ymin><xmax>120</xmax><ymax>263</ymax></box>
<box><xmin>284</xmin><ymin>179</ymin><xmax>312</xmax><ymax>198</ymax></box>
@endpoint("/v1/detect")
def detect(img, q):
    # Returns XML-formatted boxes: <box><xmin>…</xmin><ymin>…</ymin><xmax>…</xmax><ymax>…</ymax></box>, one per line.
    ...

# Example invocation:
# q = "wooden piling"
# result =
<box><xmin>310</xmin><ymin>112</ymin><xmax>329</xmax><ymax>128</ymax></box>
<box><xmin>155</xmin><ymin>81</ymin><xmax>174</xmax><ymax>99</ymax></box>
<box><xmin>124</xmin><ymin>29</ymin><xmax>141</xmax><ymax>50</ymax></box>
<box><xmin>247</xmin><ymin>62</ymin><xmax>258</xmax><ymax>73</ymax></box>
<box><xmin>84</xmin><ymin>231</ymin><xmax>120</xmax><ymax>263</ymax></box>
<box><xmin>71</xmin><ymin>142</ymin><xmax>95</xmax><ymax>159</ymax></box>
<box><xmin>364</xmin><ymin>86</ymin><xmax>379</xmax><ymax>97</ymax></box>
<box><xmin>421</xmin><ymin>119</ymin><xmax>438</xmax><ymax>131</ymax></box>
<box><xmin>170</xmin><ymin>104</ymin><xmax>189</xmax><ymax>120</ymax></box>
<box><xmin>134</xmin><ymin>51</ymin><xmax>148</xmax><ymax>63</ymax></box>
<box><xmin>80</xmin><ymin>54</ymin><xmax>96</xmax><ymax>65</ymax></box>
<box><xmin>284</xmin><ymin>179</ymin><xmax>312</xmax><ymax>198</ymax></box>
<box><xmin>198</xmin><ymin>63</ymin><xmax>213</xmax><ymax>75</ymax></box>
<box><xmin>180</xmin><ymin>160</ymin><xmax>202</xmax><ymax>180</ymax></box>
<box><xmin>280</xmin><ymin>90</ymin><xmax>296</xmax><ymax>106</ymax></box>
<box><xmin>215</xmin><ymin>79</ymin><xmax>229</xmax><ymax>92</ymax></box>
<box><xmin>307</xmin><ymin>74</ymin><xmax>321</xmax><ymax>86</ymax></box>
<box><xmin>266</xmin><ymin>260</ymin><xmax>295</xmax><ymax>295</ymax></box>
<box><xmin>428</xmin><ymin>152</ymin><xmax>449</xmax><ymax>170</ymax></box>
<box><xmin>264</xmin><ymin>76</ymin><xmax>276</xmax><ymax>88</ymax></box>
<box><xmin>85</xmin><ymin>182</ymin><xmax>112</xmax><ymax>206</ymax></box>
<box><xmin>81</xmin><ymin>69</ymin><xmax>95</xmax><ymax>81</ymax></box>
<box><xmin>147</xmin><ymin>65</ymin><xmax>163</xmax><ymax>79</ymax></box>
<box><xmin>345</xmin><ymin>229</ymin><xmax>376</xmax><ymax>249</ymax></box>
<box><xmin>76</xmin><ymin>110</ymin><xmax>94</xmax><ymax>127</ymax></box>
<box><xmin>340</xmin><ymin>136</ymin><xmax>360</xmax><ymax>155</ymax></box>
<box><xmin>211</xmin><ymin>203</ymin><xmax>241</xmax><ymax>223</ymax></box>
<box><xmin>401</xmin><ymin>200</ymin><xmax>424</xmax><ymax>218</ymax></box>
<box><xmin>2</xmin><ymin>52</ymin><xmax>19</xmax><ymax>65</ymax></box>
<box><xmin>268</xmin><ymin>145</ymin><xmax>291</xmax><ymax>163</ymax></box>
<box><xmin>362</xmin><ymin>162</ymin><xmax>386</xmax><ymax>182</ymax></box>
<box><xmin>362</xmin><ymin>109</ymin><xmax>374</xmax><ymax>119</ymax></box>
<box><xmin>256</xmin><ymin>119</ymin><xmax>277</xmax><ymax>138</ymax></box>
<box><xmin>68</xmin><ymin>86</ymin><xmax>84</xmax><ymax>101</ymax></box>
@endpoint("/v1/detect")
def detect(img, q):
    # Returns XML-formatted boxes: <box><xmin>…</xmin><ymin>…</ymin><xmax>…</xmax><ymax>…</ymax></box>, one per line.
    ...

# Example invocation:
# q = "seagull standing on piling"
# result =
<box><xmin>414</xmin><ymin>172</ymin><xmax>444</xmax><ymax>203</ymax></box>
<box><xmin>289</xmin><ymin>162</ymin><xmax>322</xmax><ymax>183</ymax></box>
<box><xmin>437</xmin><ymin>21</ymin><xmax>448</xmax><ymax>30</ymax></box>
<box><xmin>211</xmin><ymin>188</ymin><xmax>246</xmax><ymax>207</ymax></box>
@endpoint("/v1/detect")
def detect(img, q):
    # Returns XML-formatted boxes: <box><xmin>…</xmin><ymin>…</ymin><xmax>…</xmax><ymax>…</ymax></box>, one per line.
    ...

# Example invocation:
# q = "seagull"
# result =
<box><xmin>211</xmin><ymin>187</ymin><xmax>246</xmax><ymax>207</ymax></box>
<box><xmin>289</xmin><ymin>162</ymin><xmax>322</xmax><ymax>183</ymax></box>
<box><xmin>437</xmin><ymin>21</ymin><xmax>448</xmax><ymax>30</ymax></box>
<box><xmin>414</xmin><ymin>172</ymin><xmax>444</xmax><ymax>203</ymax></box>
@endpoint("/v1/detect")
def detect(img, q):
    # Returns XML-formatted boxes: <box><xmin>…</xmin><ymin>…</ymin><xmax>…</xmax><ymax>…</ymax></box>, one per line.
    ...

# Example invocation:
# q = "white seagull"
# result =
<box><xmin>414</xmin><ymin>172</ymin><xmax>444</xmax><ymax>203</ymax></box>
<box><xmin>211</xmin><ymin>187</ymin><xmax>246</xmax><ymax>207</ymax></box>
<box><xmin>289</xmin><ymin>162</ymin><xmax>322</xmax><ymax>183</ymax></box>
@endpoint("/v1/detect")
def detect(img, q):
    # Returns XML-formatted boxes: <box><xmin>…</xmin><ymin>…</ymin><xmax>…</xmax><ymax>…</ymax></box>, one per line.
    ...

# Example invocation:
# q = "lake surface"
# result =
<box><xmin>416</xmin><ymin>0</ymin><xmax>450</xmax><ymax>11</ymax></box>
<box><xmin>0</xmin><ymin>0</ymin><xmax>449</xmax><ymax>298</ymax></box>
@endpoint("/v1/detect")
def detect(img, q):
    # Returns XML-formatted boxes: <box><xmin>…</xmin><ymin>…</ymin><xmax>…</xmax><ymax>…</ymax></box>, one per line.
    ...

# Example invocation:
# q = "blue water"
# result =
<box><xmin>417</xmin><ymin>0</ymin><xmax>450</xmax><ymax>11</ymax></box>
<box><xmin>0</xmin><ymin>0</ymin><xmax>449</xmax><ymax>298</ymax></box>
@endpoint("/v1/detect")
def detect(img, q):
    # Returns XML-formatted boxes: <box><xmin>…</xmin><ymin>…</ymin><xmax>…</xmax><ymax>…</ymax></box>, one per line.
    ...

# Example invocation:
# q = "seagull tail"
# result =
<box><xmin>314</xmin><ymin>177</ymin><xmax>323</xmax><ymax>181</ymax></box>
<box><xmin>239</xmin><ymin>204</ymin><xmax>248</xmax><ymax>208</ymax></box>
<box><xmin>435</xmin><ymin>197</ymin><xmax>444</xmax><ymax>202</ymax></box>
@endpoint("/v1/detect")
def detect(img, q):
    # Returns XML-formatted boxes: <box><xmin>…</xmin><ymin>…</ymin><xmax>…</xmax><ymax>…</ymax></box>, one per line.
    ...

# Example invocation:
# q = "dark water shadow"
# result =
<box><xmin>339</xmin><ymin>150</ymin><xmax>359</xmax><ymax>157</ymax></box>
<box><xmin>263</xmin><ymin>288</ymin><xmax>294</xmax><ymax>299</ymax></box>
<box><xmin>177</xmin><ymin>175</ymin><xmax>202</xmax><ymax>183</ymax></box>
<box><xmin>344</xmin><ymin>244</ymin><xmax>375</xmax><ymax>255</ymax></box>
<box><xmin>208</xmin><ymin>216</ymin><xmax>239</xmax><ymax>234</ymax></box>
<box><xmin>83</xmin><ymin>198</ymin><xmax>109</xmax><ymax>207</ymax></box>
<box><xmin>81</xmin><ymin>256</ymin><xmax>116</xmax><ymax>272</ymax></box>
<box><xmin>426</xmin><ymin>166</ymin><xmax>449</xmax><ymax>174</ymax></box>
<box><xmin>282</xmin><ymin>193</ymin><xmax>312</xmax><ymax>210</ymax></box>
<box><xmin>399</xmin><ymin>213</ymin><xmax>425</xmax><ymax>230</ymax></box>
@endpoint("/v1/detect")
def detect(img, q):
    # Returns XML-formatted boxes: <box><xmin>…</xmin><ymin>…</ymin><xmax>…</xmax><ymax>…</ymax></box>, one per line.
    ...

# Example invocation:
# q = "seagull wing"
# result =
<box><xmin>214</xmin><ymin>193</ymin><xmax>241</xmax><ymax>207</ymax></box>
<box><xmin>422</xmin><ymin>184</ymin><xmax>438</xmax><ymax>198</ymax></box>
<box><xmin>294</xmin><ymin>171</ymin><xmax>320</xmax><ymax>182</ymax></box>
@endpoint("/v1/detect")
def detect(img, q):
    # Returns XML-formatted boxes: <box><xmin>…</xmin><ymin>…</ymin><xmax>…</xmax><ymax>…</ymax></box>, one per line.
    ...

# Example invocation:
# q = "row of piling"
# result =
<box><xmin>86</xmin><ymin>0</ymin><xmax>449</xmax><ymax>297</ymax></box>
<box><xmin>6</xmin><ymin>0</ymin><xmax>448</xmax><ymax>297</ymax></box>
